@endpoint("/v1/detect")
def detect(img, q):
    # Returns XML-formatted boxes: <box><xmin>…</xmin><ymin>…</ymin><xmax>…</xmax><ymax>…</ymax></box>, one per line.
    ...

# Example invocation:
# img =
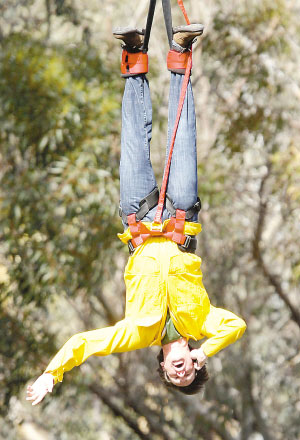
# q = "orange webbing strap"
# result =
<box><xmin>177</xmin><ymin>0</ymin><xmax>190</xmax><ymax>25</ymax></box>
<box><xmin>127</xmin><ymin>210</ymin><xmax>187</xmax><ymax>250</ymax></box>
<box><xmin>153</xmin><ymin>54</ymin><xmax>192</xmax><ymax>223</ymax></box>
<box><xmin>153</xmin><ymin>0</ymin><xmax>192</xmax><ymax>224</ymax></box>
<box><xmin>171</xmin><ymin>209</ymin><xmax>186</xmax><ymax>244</ymax></box>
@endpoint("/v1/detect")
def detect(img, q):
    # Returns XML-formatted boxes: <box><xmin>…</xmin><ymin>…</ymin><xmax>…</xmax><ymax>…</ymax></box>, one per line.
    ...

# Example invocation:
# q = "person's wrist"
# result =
<box><xmin>195</xmin><ymin>347</ymin><xmax>207</xmax><ymax>369</ymax></box>
<box><xmin>44</xmin><ymin>373</ymin><xmax>54</xmax><ymax>392</ymax></box>
<box><xmin>198</xmin><ymin>347</ymin><xmax>207</xmax><ymax>359</ymax></box>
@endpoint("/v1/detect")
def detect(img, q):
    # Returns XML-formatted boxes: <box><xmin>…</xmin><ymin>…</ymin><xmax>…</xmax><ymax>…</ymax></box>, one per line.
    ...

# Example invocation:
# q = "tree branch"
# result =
<box><xmin>251</xmin><ymin>395</ymin><xmax>273</xmax><ymax>440</ymax></box>
<box><xmin>88</xmin><ymin>383</ymin><xmax>152</xmax><ymax>440</ymax></box>
<box><xmin>174</xmin><ymin>394</ymin><xmax>235</xmax><ymax>440</ymax></box>
<box><xmin>252</xmin><ymin>167</ymin><xmax>300</xmax><ymax>328</ymax></box>
<box><xmin>45</xmin><ymin>0</ymin><xmax>51</xmax><ymax>40</ymax></box>
<box><xmin>114</xmin><ymin>357</ymin><xmax>189</xmax><ymax>440</ymax></box>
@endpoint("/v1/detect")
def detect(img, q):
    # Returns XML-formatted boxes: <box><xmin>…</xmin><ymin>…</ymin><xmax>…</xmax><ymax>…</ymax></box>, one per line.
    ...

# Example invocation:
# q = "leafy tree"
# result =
<box><xmin>0</xmin><ymin>1</ymin><xmax>299</xmax><ymax>439</ymax></box>
<box><xmin>0</xmin><ymin>33</ymin><xmax>122</xmax><ymax>415</ymax></box>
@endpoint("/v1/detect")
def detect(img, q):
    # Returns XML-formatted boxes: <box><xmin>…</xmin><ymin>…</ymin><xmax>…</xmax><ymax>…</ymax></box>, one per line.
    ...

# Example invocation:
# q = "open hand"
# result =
<box><xmin>190</xmin><ymin>347</ymin><xmax>207</xmax><ymax>370</ymax></box>
<box><xmin>26</xmin><ymin>373</ymin><xmax>54</xmax><ymax>406</ymax></box>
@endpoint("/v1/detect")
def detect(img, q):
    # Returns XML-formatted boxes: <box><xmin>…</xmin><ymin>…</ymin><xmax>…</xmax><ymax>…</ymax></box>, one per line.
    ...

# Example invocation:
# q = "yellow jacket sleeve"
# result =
<box><xmin>200</xmin><ymin>305</ymin><xmax>247</xmax><ymax>357</ymax></box>
<box><xmin>44</xmin><ymin>318</ymin><xmax>155</xmax><ymax>384</ymax></box>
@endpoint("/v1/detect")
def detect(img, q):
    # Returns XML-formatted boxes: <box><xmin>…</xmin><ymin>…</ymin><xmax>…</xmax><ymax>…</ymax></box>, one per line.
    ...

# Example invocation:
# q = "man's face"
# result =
<box><xmin>161</xmin><ymin>338</ymin><xmax>196</xmax><ymax>387</ymax></box>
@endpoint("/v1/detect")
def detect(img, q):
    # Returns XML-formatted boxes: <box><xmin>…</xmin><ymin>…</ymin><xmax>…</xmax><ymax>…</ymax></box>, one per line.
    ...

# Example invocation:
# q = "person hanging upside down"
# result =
<box><xmin>26</xmin><ymin>25</ymin><xmax>246</xmax><ymax>405</ymax></box>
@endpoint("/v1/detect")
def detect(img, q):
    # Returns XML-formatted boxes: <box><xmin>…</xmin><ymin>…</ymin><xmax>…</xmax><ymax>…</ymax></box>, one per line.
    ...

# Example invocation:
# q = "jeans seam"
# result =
<box><xmin>140</xmin><ymin>80</ymin><xmax>156</xmax><ymax>189</ymax></box>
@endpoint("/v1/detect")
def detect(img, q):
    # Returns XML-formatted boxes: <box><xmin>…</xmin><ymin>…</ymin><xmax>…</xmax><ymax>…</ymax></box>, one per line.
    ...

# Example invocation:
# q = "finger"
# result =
<box><xmin>198</xmin><ymin>359</ymin><xmax>206</xmax><ymax>369</ymax></box>
<box><xmin>28</xmin><ymin>388</ymin><xmax>40</xmax><ymax>398</ymax></box>
<box><xmin>27</xmin><ymin>390</ymin><xmax>43</xmax><ymax>403</ymax></box>
<box><xmin>26</xmin><ymin>391</ymin><xmax>38</xmax><ymax>401</ymax></box>
<box><xmin>32</xmin><ymin>394</ymin><xmax>45</xmax><ymax>406</ymax></box>
<box><xmin>190</xmin><ymin>349</ymin><xmax>198</xmax><ymax>360</ymax></box>
<box><xmin>26</xmin><ymin>389</ymin><xmax>35</xmax><ymax>397</ymax></box>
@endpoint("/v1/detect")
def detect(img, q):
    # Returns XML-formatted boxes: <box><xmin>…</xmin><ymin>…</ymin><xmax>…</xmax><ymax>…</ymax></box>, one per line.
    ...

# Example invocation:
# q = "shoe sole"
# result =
<box><xmin>113</xmin><ymin>27</ymin><xmax>145</xmax><ymax>36</ymax></box>
<box><xmin>173</xmin><ymin>24</ymin><xmax>204</xmax><ymax>35</ymax></box>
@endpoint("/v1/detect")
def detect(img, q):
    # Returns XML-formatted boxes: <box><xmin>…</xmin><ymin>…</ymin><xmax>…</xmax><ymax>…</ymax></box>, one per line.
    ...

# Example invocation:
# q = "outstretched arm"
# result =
<box><xmin>26</xmin><ymin>317</ymin><xmax>156</xmax><ymax>405</ymax></box>
<box><xmin>200</xmin><ymin>305</ymin><xmax>247</xmax><ymax>357</ymax></box>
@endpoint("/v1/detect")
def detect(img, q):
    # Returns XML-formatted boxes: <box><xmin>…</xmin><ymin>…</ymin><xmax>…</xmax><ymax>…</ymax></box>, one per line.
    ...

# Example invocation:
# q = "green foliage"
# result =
<box><xmin>0</xmin><ymin>301</ymin><xmax>56</xmax><ymax>415</ymax></box>
<box><xmin>202</xmin><ymin>0</ymin><xmax>293</xmax><ymax>154</ymax></box>
<box><xmin>0</xmin><ymin>32</ymin><xmax>123</xmax><ymax>410</ymax></box>
<box><xmin>0</xmin><ymin>1</ymin><xmax>299</xmax><ymax>439</ymax></box>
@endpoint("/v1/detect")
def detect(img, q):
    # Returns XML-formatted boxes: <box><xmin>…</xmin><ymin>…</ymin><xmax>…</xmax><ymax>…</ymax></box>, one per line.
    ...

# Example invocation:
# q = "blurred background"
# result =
<box><xmin>0</xmin><ymin>1</ymin><xmax>299</xmax><ymax>439</ymax></box>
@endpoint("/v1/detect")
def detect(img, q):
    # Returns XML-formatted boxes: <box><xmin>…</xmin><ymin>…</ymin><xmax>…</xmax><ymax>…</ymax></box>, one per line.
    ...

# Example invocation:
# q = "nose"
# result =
<box><xmin>177</xmin><ymin>370</ymin><xmax>185</xmax><ymax>378</ymax></box>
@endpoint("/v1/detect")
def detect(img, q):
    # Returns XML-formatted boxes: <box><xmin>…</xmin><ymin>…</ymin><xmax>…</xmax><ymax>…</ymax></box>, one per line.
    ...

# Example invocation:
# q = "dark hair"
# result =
<box><xmin>157</xmin><ymin>348</ymin><xmax>209</xmax><ymax>395</ymax></box>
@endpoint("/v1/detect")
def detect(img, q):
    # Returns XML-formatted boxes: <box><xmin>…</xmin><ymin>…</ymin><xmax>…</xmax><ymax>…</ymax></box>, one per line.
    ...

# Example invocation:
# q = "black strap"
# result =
<box><xmin>142</xmin><ymin>0</ymin><xmax>157</xmax><ymax>53</ymax></box>
<box><xmin>162</xmin><ymin>0</ymin><xmax>173</xmax><ymax>49</ymax></box>
<box><xmin>141</xmin><ymin>0</ymin><xmax>173</xmax><ymax>54</ymax></box>
<box><xmin>119</xmin><ymin>187</ymin><xmax>159</xmax><ymax>224</ymax></box>
<box><xmin>136</xmin><ymin>187</ymin><xmax>159</xmax><ymax>220</ymax></box>
<box><xmin>166</xmin><ymin>194</ymin><xmax>201</xmax><ymax>220</ymax></box>
<box><xmin>121</xmin><ymin>192</ymin><xmax>200</xmax><ymax>225</ymax></box>
<box><xmin>178</xmin><ymin>235</ymin><xmax>197</xmax><ymax>253</ymax></box>
<box><xmin>128</xmin><ymin>234</ymin><xmax>197</xmax><ymax>255</ymax></box>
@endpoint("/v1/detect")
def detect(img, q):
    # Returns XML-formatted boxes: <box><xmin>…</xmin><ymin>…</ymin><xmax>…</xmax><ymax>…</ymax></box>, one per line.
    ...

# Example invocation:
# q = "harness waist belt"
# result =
<box><xmin>128</xmin><ymin>234</ymin><xmax>197</xmax><ymax>255</ymax></box>
<box><xmin>127</xmin><ymin>209</ymin><xmax>197</xmax><ymax>255</ymax></box>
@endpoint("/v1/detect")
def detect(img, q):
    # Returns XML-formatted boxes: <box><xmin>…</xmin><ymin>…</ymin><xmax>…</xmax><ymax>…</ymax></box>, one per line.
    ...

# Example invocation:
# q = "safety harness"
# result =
<box><xmin>120</xmin><ymin>0</ymin><xmax>201</xmax><ymax>254</ymax></box>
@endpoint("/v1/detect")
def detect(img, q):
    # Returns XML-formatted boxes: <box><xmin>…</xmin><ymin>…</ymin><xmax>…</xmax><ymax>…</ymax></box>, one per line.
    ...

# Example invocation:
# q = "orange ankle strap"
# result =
<box><xmin>167</xmin><ymin>49</ymin><xmax>191</xmax><ymax>74</ymax></box>
<box><xmin>121</xmin><ymin>50</ymin><xmax>148</xmax><ymax>77</ymax></box>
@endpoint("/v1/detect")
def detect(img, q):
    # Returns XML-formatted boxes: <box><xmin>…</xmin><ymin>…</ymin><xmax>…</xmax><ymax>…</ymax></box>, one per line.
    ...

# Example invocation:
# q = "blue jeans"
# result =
<box><xmin>120</xmin><ymin>73</ymin><xmax>198</xmax><ymax>228</ymax></box>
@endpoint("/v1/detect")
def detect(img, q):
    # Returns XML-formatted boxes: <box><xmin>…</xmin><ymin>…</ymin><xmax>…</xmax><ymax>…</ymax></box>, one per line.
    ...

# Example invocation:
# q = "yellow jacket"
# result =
<box><xmin>45</xmin><ymin>221</ymin><xmax>246</xmax><ymax>384</ymax></box>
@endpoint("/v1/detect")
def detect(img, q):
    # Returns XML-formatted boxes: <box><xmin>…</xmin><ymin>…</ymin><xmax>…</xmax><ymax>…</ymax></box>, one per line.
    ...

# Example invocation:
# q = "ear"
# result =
<box><xmin>160</xmin><ymin>362</ymin><xmax>165</xmax><ymax>370</ymax></box>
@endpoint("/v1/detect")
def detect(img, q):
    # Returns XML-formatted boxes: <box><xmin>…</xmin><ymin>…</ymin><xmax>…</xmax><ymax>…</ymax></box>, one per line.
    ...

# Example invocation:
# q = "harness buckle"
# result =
<box><xmin>178</xmin><ymin>235</ymin><xmax>197</xmax><ymax>253</ymax></box>
<box><xmin>150</xmin><ymin>222</ymin><xmax>163</xmax><ymax>232</ymax></box>
<box><xmin>180</xmin><ymin>235</ymin><xmax>191</xmax><ymax>250</ymax></box>
<box><xmin>194</xmin><ymin>198</ymin><xmax>201</xmax><ymax>212</ymax></box>
<box><xmin>128</xmin><ymin>240</ymin><xmax>135</xmax><ymax>255</ymax></box>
